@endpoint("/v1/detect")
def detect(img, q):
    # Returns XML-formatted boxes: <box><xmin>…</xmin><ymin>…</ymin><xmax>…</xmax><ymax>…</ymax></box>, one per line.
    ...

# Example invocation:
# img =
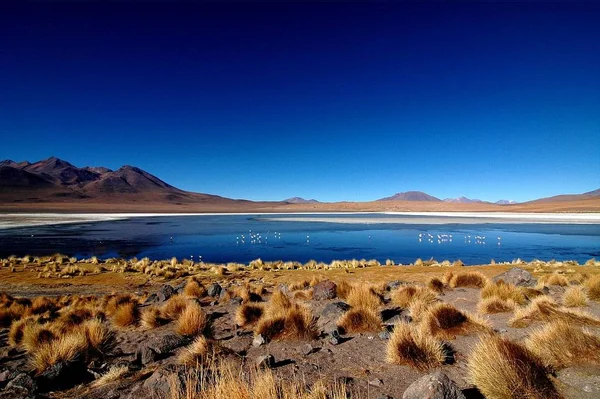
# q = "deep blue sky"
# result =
<box><xmin>1</xmin><ymin>3</ymin><xmax>599</xmax><ymax>202</ymax></box>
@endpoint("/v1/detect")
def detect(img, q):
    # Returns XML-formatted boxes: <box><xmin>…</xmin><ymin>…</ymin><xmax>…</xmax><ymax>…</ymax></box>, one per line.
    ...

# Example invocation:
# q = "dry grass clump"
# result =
<box><xmin>254</xmin><ymin>292</ymin><xmax>316</xmax><ymax>341</ymax></box>
<box><xmin>140</xmin><ymin>306</ymin><xmax>169</xmax><ymax>330</ymax></box>
<box><xmin>525</xmin><ymin>321</ymin><xmax>600</xmax><ymax>369</ymax></box>
<box><xmin>337</xmin><ymin>307</ymin><xmax>382</xmax><ymax>333</ymax></box>
<box><xmin>390</xmin><ymin>285</ymin><xmax>437</xmax><ymax>309</ymax></box>
<box><xmin>335</xmin><ymin>280</ymin><xmax>353</xmax><ymax>300</ymax></box>
<box><xmin>92</xmin><ymin>365</ymin><xmax>129</xmax><ymax>388</ymax></box>
<box><xmin>585</xmin><ymin>275</ymin><xmax>600</xmax><ymax>301</ymax></box>
<box><xmin>510</xmin><ymin>296</ymin><xmax>600</xmax><ymax>328</ymax></box>
<box><xmin>480</xmin><ymin>281</ymin><xmax>526</xmax><ymax>305</ymax></box>
<box><xmin>562</xmin><ymin>286</ymin><xmax>587</xmax><ymax>307</ymax></box>
<box><xmin>539</xmin><ymin>273</ymin><xmax>569</xmax><ymax>287</ymax></box>
<box><xmin>477</xmin><ymin>297</ymin><xmax>516</xmax><ymax>314</ymax></box>
<box><xmin>22</xmin><ymin>323</ymin><xmax>55</xmax><ymax>352</ymax></box>
<box><xmin>449</xmin><ymin>271</ymin><xmax>489</xmax><ymax>288</ymax></box>
<box><xmin>29</xmin><ymin>332</ymin><xmax>89</xmax><ymax>373</ymax></box>
<box><xmin>8</xmin><ymin>317</ymin><xmax>36</xmax><ymax>347</ymax></box>
<box><xmin>181</xmin><ymin>360</ymin><xmax>348</xmax><ymax>399</ymax></box>
<box><xmin>386</xmin><ymin>322</ymin><xmax>446</xmax><ymax>371</ymax></box>
<box><xmin>184</xmin><ymin>280</ymin><xmax>207</xmax><ymax>298</ymax></box>
<box><xmin>161</xmin><ymin>294</ymin><xmax>189</xmax><ymax>320</ymax></box>
<box><xmin>176</xmin><ymin>302</ymin><xmax>208</xmax><ymax>336</ymax></box>
<box><xmin>293</xmin><ymin>288</ymin><xmax>313</xmax><ymax>301</ymax></box>
<box><xmin>235</xmin><ymin>303</ymin><xmax>265</xmax><ymax>327</ymax></box>
<box><xmin>177</xmin><ymin>336</ymin><xmax>218</xmax><ymax>367</ymax></box>
<box><xmin>421</xmin><ymin>303</ymin><xmax>490</xmax><ymax>339</ymax></box>
<box><xmin>112</xmin><ymin>302</ymin><xmax>139</xmax><ymax>328</ymax></box>
<box><xmin>345</xmin><ymin>286</ymin><xmax>382</xmax><ymax>310</ymax></box>
<box><xmin>520</xmin><ymin>286</ymin><xmax>547</xmax><ymax>300</ymax></box>
<box><xmin>468</xmin><ymin>335</ymin><xmax>560</xmax><ymax>399</ymax></box>
<box><xmin>427</xmin><ymin>277</ymin><xmax>445</xmax><ymax>293</ymax></box>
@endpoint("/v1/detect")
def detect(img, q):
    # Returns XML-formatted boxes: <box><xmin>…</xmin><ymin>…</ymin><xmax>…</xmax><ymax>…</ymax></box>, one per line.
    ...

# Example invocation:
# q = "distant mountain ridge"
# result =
<box><xmin>0</xmin><ymin>156</ymin><xmax>236</xmax><ymax>205</ymax></box>
<box><xmin>377</xmin><ymin>191</ymin><xmax>441</xmax><ymax>202</ymax></box>
<box><xmin>284</xmin><ymin>197</ymin><xmax>319</xmax><ymax>204</ymax></box>
<box><xmin>495</xmin><ymin>199</ymin><xmax>517</xmax><ymax>205</ymax></box>
<box><xmin>443</xmin><ymin>196</ymin><xmax>486</xmax><ymax>204</ymax></box>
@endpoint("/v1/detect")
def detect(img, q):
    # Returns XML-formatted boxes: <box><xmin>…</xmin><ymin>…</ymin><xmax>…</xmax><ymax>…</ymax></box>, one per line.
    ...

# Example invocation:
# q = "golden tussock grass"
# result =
<box><xmin>562</xmin><ymin>286</ymin><xmax>587</xmax><ymax>307</ymax></box>
<box><xmin>449</xmin><ymin>271</ymin><xmax>489</xmax><ymax>288</ymax></box>
<box><xmin>103</xmin><ymin>294</ymin><xmax>134</xmax><ymax>316</ymax></box>
<box><xmin>8</xmin><ymin>317</ymin><xmax>36</xmax><ymax>347</ymax></box>
<box><xmin>585</xmin><ymin>275</ymin><xmax>600</xmax><ymax>301</ymax></box>
<box><xmin>82</xmin><ymin>318</ymin><xmax>113</xmax><ymax>354</ymax></box>
<box><xmin>510</xmin><ymin>296</ymin><xmax>600</xmax><ymax>328</ymax></box>
<box><xmin>140</xmin><ymin>306</ymin><xmax>169</xmax><ymax>329</ymax></box>
<box><xmin>520</xmin><ymin>286</ymin><xmax>547</xmax><ymax>300</ymax></box>
<box><xmin>185</xmin><ymin>280</ymin><xmax>207</xmax><ymax>298</ymax></box>
<box><xmin>293</xmin><ymin>288</ymin><xmax>313</xmax><ymax>300</ymax></box>
<box><xmin>176</xmin><ymin>302</ymin><xmax>208</xmax><ymax>336</ymax></box>
<box><xmin>177</xmin><ymin>336</ymin><xmax>219</xmax><ymax>367</ymax></box>
<box><xmin>386</xmin><ymin>322</ymin><xmax>446</xmax><ymax>371</ymax></box>
<box><xmin>235</xmin><ymin>303</ymin><xmax>265</xmax><ymax>327</ymax></box>
<box><xmin>337</xmin><ymin>307</ymin><xmax>382</xmax><ymax>333</ymax></box>
<box><xmin>265</xmin><ymin>290</ymin><xmax>292</xmax><ymax>317</ymax></box>
<box><xmin>111</xmin><ymin>302</ymin><xmax>139</xmax><ymax>328</ymax></box>
<box><xmin>255</xmin><ymin>301</ymin><xmax>316</xmax><ymax>341</ymax></box>
<box><xmin>345</xmin><ymin>286</ymin><xmax>382</xmax><ymax>311</ymax></box>
<box><xmin>427</xmin><ymin>277</ymin><xmax>445</xmax><ymax>293</ymax></box>
<box><xmin>29</xmin><ymin>331</ymin><xmax>89</xmax><ymax>373</ymax></box>
<box><xmin>468</xmin><ymin>334</ymin><xmax>561</xmax><ymax>399</ymax></box>
<box><xmin>539</xmin><ymin>273</ymin><xmax>569</xmax><ymax>287</ymax></box>
<box><xmin>161</xmin><ymin>294</ymin><xmax>189</xmax><ymax>320</ymax></box>
<box><xmin>178</xmin><ymin>360</ymin><xmax>348</xmax><ymax>399</ymax></box>
<box><xmin>421</xmin><ymin>303</ymin><xmax>491</xmax><ymax>339</ymax></box>
<box><xmin>390</xmin><ymin>285</ymin><xmax>438</xmax><ymax>309</ymax></box>
<box><xmin>477</xmin><ymin>297</ymin><xmax>516</xmax><ymax>314</ymax></box>
<box><xmin>22</xmin><ymin>323</ymin><xmax>55</xmax><ymax>352</ymax></box>
<box><xmin>525</xmin><ymin>321</ymin><xmax>600</xmax><ymax>370</ymax></box>
<box><xmin>92</xmin><ymin>365</ymin><xmax>129</xmax><ymax>388</ymax></box>
<box><xmin>335</xmin><ymin>280</ymin><xmax>353</xmax><ymax>300</ymax></box>
<box><xmin>480</xmin><ymin>281</ymin><xmax>526</xmax><ymax>305</ymax></box>
<box><xmin>288</xmin><ymin>279</ymin><xmax>310</xmax><ymax>291</ymax></box>
<box><xmin>442</xmin><ymin>270</ymin><xmax>455</xmax><ymax>285</ymax></box>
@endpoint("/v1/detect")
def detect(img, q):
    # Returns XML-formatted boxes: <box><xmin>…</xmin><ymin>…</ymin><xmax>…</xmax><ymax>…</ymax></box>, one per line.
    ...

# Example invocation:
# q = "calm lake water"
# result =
<box><xmin>0</xmin><ymin>214</ymin><xmax>598</xmax><ymax>264</ymax></box>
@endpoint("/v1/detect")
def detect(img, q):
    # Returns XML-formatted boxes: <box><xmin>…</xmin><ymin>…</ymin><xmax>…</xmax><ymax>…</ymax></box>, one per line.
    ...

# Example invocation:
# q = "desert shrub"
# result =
<box><xmin>585</xmin><ymin>275</ymin><xmax>600</xmax><ymax>301</ymax></box>
<box><xmin>540</xmin><ymin>273</ymin><xmax>569</xmax><ymax>287</ymax></box>
<box><xmin>337</xmin><ymin>307</ymin><xmax>381</xmax><ymax>333</ymax></box>
<box><xmin>390</xmin><ymin>285</ymin><xmax>437</xmax><ymax>309</ymax></box>
<box><xmin>140</xmin><ymin>306</ymin><xmax>169</xmax><ymax>329</ymax></box>
<box><xmin>480</xmin><ymin>281</ymin><xmax>526</xmax><ymax>305</ymax></box>
<box><xmin>386</xmin><ymin>322</ymin><xmax>446</xmax><ymax>371</ymax></box>
<box><xmin>161</xmin><ymin>295</ymin><xmax>189</xmax><ymax>320</ymax></box>
<box><xmin>510</xmin><ymin>296</ymin><xmax>600</xmax><ymax>328</ymax></box>
<box><xmin>468</xmin><ymin>335</ymin><xmax>561</xmax><ymax>399</ymax></box>
<box><xmin>525</xmin><ymin>321</ymin><xmax>600</xmax><ymax>369</ymax></box>
<box><xmin>562</xmin><ymin>286</ymin><xmax>587</xmax><ymax>307</ymax></box>
<box><xmin>427</xmin><ymin>277</ymin><xmax>445</xmax><ymax>293</ymax></box>
<box><xmin>477</xmin><ymin>297</ymin><xmax>516</xmax><ymax>314</ymax></box>
<box><xmin>176</xmin><ymin>302</ymin><xmax>208</xmax><ymax>336</ymax></box>
<box><xmin>449</xmin><ymin>271</ymin><xmax>488</xmax><ymax>288</ymax></box>
<box><xmin>421</xmin><ymin>303</ymin><xmax>490</xmax><ymax>339</ymax></box>
<box><xmin>112</xmin><ymin>302</ymin><xmax>139</xmax><ymax>328</ymax></box>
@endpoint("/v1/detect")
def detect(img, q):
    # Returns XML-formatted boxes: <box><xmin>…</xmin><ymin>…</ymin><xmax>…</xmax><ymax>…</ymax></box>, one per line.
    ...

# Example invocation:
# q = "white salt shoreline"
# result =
<box><xmin>0</xmin><ymin>211</ymin><xmax>599</xmax><ymax>229</ymax></box>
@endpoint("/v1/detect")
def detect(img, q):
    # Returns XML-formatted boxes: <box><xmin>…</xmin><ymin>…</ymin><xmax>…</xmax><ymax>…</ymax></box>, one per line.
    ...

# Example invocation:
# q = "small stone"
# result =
<box><xmin>369</xmin><ymin>378</ymin><xmax>383</xmax><ymax>387</ymax></box>
<box><xmin>207</xmin><ymin>283</ymin><xmax>222</xmax><ymax>297</ymax></box>
<box><xmin>329</xmin><ymin>328</ymin><xmax>341</xmax><ymax>345</ymax></box>
<box><xmin>253</xmin><ymin>334</ymin><xmax>266</xmax><ymax>347</ymax></box>
<box><xmin>157</xmin><ymin>284</ymin><xmax>176</xmax><ymax>302</ymax></box>
<box><xmin>231</xmin><ymin>297</ymin><xmax>242</xmax><ymax>306</ymax></box>
<box><xmin>256</xmin><ymin>354</ymin><xmax>275</xmax><ymax>369</ymax></box>
<box><xmin>378</xmin><ymin>330</ymin><xmax>391</xmax><ymax>340</ymax></box>
<box><xmin>402</xmin><ymin>371</ymin><xmax>465</xmax><ymax>399</ymax></box>
<box><xmin>301</xmin><ymin>343</ymin><xmax>314</xmax><ymax>355</ymax></box>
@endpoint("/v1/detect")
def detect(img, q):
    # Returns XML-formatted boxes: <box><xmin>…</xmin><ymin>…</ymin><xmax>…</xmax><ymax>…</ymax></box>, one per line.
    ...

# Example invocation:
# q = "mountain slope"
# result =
<box><xmin>284</xmin><ymin>197</ymin><xmax>319</xmax><ymax>204</ymax></box>
<box><xmin>443</xmin><ymin>196</ymin><xmax>486</xmax><ymax>204</ymax></box>
<box><xmin>377</xmin><ymin>191</ymin><xmax>441</xmax><ymax>202</ymax></box>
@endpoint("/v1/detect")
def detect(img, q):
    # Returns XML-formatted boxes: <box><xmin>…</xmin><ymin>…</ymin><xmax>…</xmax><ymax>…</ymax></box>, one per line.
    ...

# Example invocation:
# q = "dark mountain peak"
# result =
<box><xmin>42</xmin><ymin>156</ymin><xmax>73</xmax><ymax>168</ymax></box>
<box><xmin>378</xmin><ymin>191</ymin><xmax>441</xmax><ymax>202</ymax></box>
<box><xmin>0</xmin><ymin>160</ymin><xmax>16</xmax><ymax>167</ymax></box>
<box><xmin>284</xmin><ymin>197</ymin><xmax>319</xmax><ymax>204</ymax></box>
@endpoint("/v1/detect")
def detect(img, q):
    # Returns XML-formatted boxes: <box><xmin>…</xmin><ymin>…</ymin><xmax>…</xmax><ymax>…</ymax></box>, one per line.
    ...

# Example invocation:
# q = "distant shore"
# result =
<box><xmin>1</xmin><ymin>211</ymin><xmax>600</xmax><ymax>229</ymax></box>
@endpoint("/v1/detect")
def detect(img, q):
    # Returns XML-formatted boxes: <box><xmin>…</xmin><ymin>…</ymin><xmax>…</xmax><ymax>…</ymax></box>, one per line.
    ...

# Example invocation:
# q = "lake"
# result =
<box><xmin>0</xmin><ymin>213</ymin><xmax>598</xmax><ymax>264</ymax></box>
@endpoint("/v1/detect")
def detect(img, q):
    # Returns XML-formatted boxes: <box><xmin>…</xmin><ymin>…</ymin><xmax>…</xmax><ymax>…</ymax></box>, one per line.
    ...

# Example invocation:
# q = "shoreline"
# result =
<box><xmin>0</xmin><ymin>211</ymin><xmax>600</xmax><ymax>229</ymax></box>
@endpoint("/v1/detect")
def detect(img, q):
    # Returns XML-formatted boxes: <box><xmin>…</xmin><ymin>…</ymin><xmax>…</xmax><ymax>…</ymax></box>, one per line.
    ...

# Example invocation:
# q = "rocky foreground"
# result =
<box><xmin>0</xmin><ymin>258</ymin><xmax>599</xmax><ymax>399</ymax></box>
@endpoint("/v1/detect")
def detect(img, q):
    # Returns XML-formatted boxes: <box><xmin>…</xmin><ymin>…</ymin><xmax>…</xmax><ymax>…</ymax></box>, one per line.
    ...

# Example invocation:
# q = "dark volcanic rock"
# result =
<box><xmin>317</xmin><ymin>302</ymin><xmax>350</xmax><ymax>333</ymax></box>
<box><xmin>256</xmin><ymin>354</ymin><xmax>275</xmax><ymax>369</ymax></box>
<box><xmin>142</xmin><ymin>368</ymin><xmax>185</xmax><ymax>397</ymax></box>
<box><xmin>138</xmin><ymin>333</ymin><xmax>190</xmax><ymax>362</ymax></box>
<box><xmin>312</xmin><ymin>281</ymin><xmax>337</xmax><ymax>300</ymax></box>
<box><xmin>157</xmin><ymin>285</ymin><xmax>176</xmax><ymax>302</ymax></box>
<box><xmin>36</xmin><ymin>361</ymin><xmax>93</xmax><ymax>392</ymax></box>
<box><xmin>402</xmin><ymin>371</ymin><xmax>466</xmax><ymax>399</ymax></box>
<box><xmin>207</xmin><ymin>283</ymin><xmax>222</xmax><ymax>297</ymax></box>
<box><xmin>492</xmin><ymin>268</ymin><xmax>537</xmax><ymax>287</ymax></box>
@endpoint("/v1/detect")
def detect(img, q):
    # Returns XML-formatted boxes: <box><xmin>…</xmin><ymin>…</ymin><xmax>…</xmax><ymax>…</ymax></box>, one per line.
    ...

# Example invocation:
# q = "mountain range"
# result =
<box><xmin>1</xmin><ymin>157</ymin><xmax>599</xmax><ymax>212</ymax></box>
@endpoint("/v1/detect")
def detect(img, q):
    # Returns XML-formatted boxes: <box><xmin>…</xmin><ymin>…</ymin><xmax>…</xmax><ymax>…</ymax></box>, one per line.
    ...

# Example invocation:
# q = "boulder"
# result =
<box><xmin>207</xmin><ymin>283</ymin><xmax>222</xmax><ymax>297</ymax></box>
<box><xmin>36</xmin><ymin>361</ymin><xmax>93</xmax><ymax>392</ymax></box>
<box><xmin>492</xmin><ymin>268</ymin><xmax>537</xmax><ymax>287</ymax></box>
<box><xmin>142</xmin><ymin>368</ymin><xmax>185</xmax><ymax>397</ymax></box>
<box><xmin>317</xmin><ymin>302</ymin><xmax>350</xmax><ymax>333</ymax></box>
<box><xmin>138</xmin><ymin>333</ymin><xmax>190</xmax><ymax>362</ymax></box>
<box><xmin>312</xmin><ymin>281</ymin><xmax>337</xmax><ymax>300</ymax></box>
<box><xmin>556</xmin><ymin>365</ymin><xmax>600</xmax><ymax>399</ymax></box>
<box><xmin>157</xmin><ymin>284</ymin><xmax>176</xmax><ymax>302</ymax></box>
<box><xmin>403</xmin><ymin>371</ymin><xmax>465</xmax><ymax>399</ymax></box>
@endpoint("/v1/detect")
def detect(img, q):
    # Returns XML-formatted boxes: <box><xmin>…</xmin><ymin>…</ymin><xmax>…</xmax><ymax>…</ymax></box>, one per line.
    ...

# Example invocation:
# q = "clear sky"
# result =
<box><xmin>1</xmin><ymin>3</ymin><xmax>599</xmax><ymax>202</ymax></box>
